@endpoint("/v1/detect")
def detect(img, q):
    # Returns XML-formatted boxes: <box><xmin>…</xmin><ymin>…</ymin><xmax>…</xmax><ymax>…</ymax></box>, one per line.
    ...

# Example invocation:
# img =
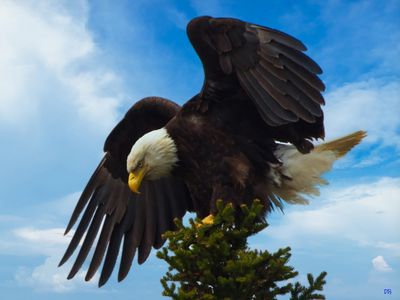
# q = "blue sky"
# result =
<box><xmin>0</xmin><ymin>0</ymin><xmax>399</xmax><ymax>299</ymax></box>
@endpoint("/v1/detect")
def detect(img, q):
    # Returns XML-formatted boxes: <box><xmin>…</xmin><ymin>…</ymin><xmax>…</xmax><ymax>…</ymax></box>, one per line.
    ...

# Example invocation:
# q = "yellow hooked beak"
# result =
<box><xmin>128</xmin><ymin>167</ymin><xmax>146</xmax><ymax>194</ymax></box>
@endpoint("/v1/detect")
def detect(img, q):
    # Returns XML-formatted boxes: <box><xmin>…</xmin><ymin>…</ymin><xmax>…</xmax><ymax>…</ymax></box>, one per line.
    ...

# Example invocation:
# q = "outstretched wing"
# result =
<box><xmin>59</xmin><ymin>97</ymin><xmax>193</xmax><ymax>286</ymax></box>
<box><xmin>187</xmin><ymin>16</ymin><xmax>325</xmax><ymax>128</ymax></box>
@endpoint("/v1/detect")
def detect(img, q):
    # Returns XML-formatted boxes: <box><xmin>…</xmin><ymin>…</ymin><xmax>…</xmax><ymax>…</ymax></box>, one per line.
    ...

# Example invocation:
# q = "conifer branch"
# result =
<box><xmin>157</xmin><ymin>200</ymin><xmax>327</xmax><ymax>299</ymax></box>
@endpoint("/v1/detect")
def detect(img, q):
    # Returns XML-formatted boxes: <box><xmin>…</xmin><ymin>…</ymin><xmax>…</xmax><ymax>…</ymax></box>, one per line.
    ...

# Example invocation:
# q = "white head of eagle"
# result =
<box><xmin>126</xmin><ymin>128</ymin><xmax>178</xmax><ymax>193</ymax></box>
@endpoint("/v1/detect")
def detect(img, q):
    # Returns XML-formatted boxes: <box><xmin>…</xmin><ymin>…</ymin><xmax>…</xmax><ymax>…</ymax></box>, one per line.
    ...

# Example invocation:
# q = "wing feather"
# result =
<box><xmin>256</xmin><ymin>60</ymin><xmax>322</xmax><ymax>115</ymax></box>
<box><xmin>116</xmin><ymin>195</ymin><xmax>138</xmax><ymax>281</ymax></box>
<box><xmin>280</xmin><ymin>56</ymin><xmax>325</xmax><ymax>91</ymax></box>
<box><xmin>187</xmin><ymin>16</ymin><xmax>325</xmax><ymax>132</ymax></box>
<box><xmin>64</xmin><ymin>161</ymin><xmax>107</xmax><ymax>234</ymax></box>
<box><xmin>138</xmin><ymin>183</ymin><xmax>157</xmax><ymax>264</ymax></box>
<box><xmin>60</xmin><ymin>187</ymin><xmax>102</xmax><ymax>267</ymax></box>
<box><xmin>85</xmin><ymin>214</ymin><xmax>115</xmax><ymax>281</ymax></box>
<box><xmin>250</xmin><ymin>67</ymin><xmax>315</xmax><ymax>122</ymax></box>
<box><xmin>268</xmin><ymin>40</ymin><xmax>322</xmax><ymax>74</ymax></box>
<box><xmin>60</xmin><ymin>97</ymin><xmax>193</xmax><ymax>286</ymax></box>
<box><xmin>236</xmin><ymin>71</ymin><xmax>281</xmax><ymax>126</ymax></box>
<box><xmin>153</xmin><ymin>186</ymin><xmax>172</xmax><ymax>249</ymax></box>
<box><xmin>251</xmin><ymin>24</ymin><xmax>307</xmax><ymax>51</ymax></box>
<box><xmin>98</xmin><ymin>223</ymin><xmax>124</xmax><ymax>287</ymax></box>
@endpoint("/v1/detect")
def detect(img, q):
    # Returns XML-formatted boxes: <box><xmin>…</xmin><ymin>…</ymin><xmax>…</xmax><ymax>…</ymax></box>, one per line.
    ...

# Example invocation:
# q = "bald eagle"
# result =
<box><xmin>59</xmin><ymin>16</ymin><xmax>365</xmax><ymax>286</ymax></box>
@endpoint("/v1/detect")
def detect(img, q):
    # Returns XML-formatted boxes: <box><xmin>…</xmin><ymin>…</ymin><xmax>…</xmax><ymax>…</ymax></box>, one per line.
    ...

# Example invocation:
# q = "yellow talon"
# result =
<box><xmin>202</xmin><ymin>214</ymin><xmax>214</xmax><ymax>225</ymax></box>
<box><xmin>195</xmin><ymin>214</ymin><xmax>215</xmax><ymax>228</ymax></box>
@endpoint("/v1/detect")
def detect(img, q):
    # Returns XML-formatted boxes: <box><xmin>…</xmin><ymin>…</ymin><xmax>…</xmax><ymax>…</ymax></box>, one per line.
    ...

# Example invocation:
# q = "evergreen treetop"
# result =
<box><xmin>157</xmin><ymin>200</ymin><xmax>327</xmax><ymax>300</ymax></box>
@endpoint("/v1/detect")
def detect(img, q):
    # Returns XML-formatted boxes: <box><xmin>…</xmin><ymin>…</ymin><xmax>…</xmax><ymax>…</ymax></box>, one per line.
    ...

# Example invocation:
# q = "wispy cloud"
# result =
<box><xmin>0</xmin><ymin>189</ymin><xmax>97</xmax><ymax>293</ymax></box>
<box><xmin>324</xmin><ymin>80</ymin><xmax>400</xmax><ymax>146</ymax></box>
<box><xmin>10</xmin><ymin>219</ymin><xmax>99</xmax><ymax>292</ymax></box>
<box><xmin>375</xmin><ymin>241</ymin><xmax>400</xmax><ymax>254</ymax></box>
<box><xmin>166</xmin><ymin>7</ymin><xmax>190</xmax><ymax>30</ymax></box>
<box><xmin>8</xmin><ymin>224</ymin><xmax>96</xmax><ymax>293</ymax></box>
<box><xmin>0</xmin><ymin>0</ymin><xmax>122</xmax><ymax>133</ymax></box>
<box><xmin>0</xmin><ymin>224</ymin><xmax>74</xmax><ymax>257</ymax></box>
<box><xmin>316</xmin><ymin>0</ymin><xmax>400</xmax><ymax>83</ymax></box>
<box><xmin>265</xmin><ymin>177</ymin><xmax>400</xmax><ymax>256</ymax></box>
<box><xmin>15</xmin><ymin>255</ymin><xmax>99</xmax><ymax>293</ymax></box>
<box><xmin>323</xmin><ymin>79</ymin><xmax>400</xmax><ymax>167</ymax></box>
<box><xmin>13</xmin><ymin>227</ymin><xmax>72</xmax><ymax>255</ymax></box>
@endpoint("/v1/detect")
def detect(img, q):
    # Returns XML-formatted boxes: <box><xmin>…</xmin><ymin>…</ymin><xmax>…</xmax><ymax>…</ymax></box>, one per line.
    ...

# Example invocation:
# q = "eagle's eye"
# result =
<box><xmin>136</xmin><ymin>160</ymin><xmax>143</xmax><ymax>169</ymax></box>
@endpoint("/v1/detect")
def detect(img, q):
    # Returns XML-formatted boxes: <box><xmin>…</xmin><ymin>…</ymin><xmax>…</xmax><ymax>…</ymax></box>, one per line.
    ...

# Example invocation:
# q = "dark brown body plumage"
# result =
<box><xmin>167</xmin><ymin>92</ymin><xmax>278</xmax><ymax>217</ymax></box>
<box><xmin>60</xmin><ymin>16</ymin><xmax>326</xmax><ymax>286</ymax></box>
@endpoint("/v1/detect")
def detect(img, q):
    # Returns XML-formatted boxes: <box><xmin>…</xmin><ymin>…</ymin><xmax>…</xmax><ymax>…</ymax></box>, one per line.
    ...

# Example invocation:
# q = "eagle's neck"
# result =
<box><xmin>141</xmin><ymin>128</ymin><xmax>179</xmax><ymax>180</ymax></box>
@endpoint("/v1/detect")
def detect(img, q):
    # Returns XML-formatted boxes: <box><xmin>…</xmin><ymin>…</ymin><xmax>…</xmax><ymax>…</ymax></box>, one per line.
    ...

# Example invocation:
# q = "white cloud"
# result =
<box><xmin>15</xmin><ymin>255</ymin><xmax>99</xmax><ymax>293</ymax></box>
<box><xmin>375</xmin><ymin>241</ymin><xmax>400</xmax><ymax>253</ymax></box>
<box><xmin>0</xmin><ymin>191</ymin><xmax>82</xmax><ymax>256</ymax></box>
<box><xmin>0</xmin><ymin>0</ymin><xmax>121</xmax><ymax>132</ymax></box>
<box><xmin>265</xmin><ymin>177</ymin><xmax>400</xmax><ymax>255</ymax></box>
<box><xmin>1</xmin><ymin>226</ymin><xmax>74</xmax><ymax>257</ymax></box>
<box><xmin>372</xmin><ymin>255</ymin><xmax>392</xmax><ymax>272</ymax></box>
<box><xmin>0</xmin><ymin>189</ymin><xmax>103</xmax><ymax>292</ymax></box>
<box><xmin>12</xmin><ymin>225</ymin><xmax>101</xmax><ymax>292</ymax></box>
<box><xmin>307</xmin><ymin>1</ymin><xmax>400</xmax><ymax>169</ymax></box>
<box><xmin>324</xmin><ymin>79</ymin><xmax>400</xmax><ymax>150</ymax></box>
<box><xmin>316</xmin><ymin>0</ymin><xmax>400</xmax><ymax>81</ymax></box>
<box><xmin>14</xmin><ymin>227</ymin><xmax>72</xmax><ymax>251</ymax></box>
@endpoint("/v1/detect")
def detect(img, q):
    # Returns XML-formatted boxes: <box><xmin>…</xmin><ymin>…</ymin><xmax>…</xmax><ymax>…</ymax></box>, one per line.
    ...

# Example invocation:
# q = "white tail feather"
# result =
<box><xmin>271</xmin><ymin>131</ymin><xmax>367</xmax><ymax>205</ymax></box>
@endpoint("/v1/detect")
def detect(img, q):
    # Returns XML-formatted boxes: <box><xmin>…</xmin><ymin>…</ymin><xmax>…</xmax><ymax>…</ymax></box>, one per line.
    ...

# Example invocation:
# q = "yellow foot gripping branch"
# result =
<box><xmin>196</xmin><ymin>214</ymin><xmax>215</xmax><ymax>228</ymax></box>
<box><xmin>202</xmin><ymin>214</ymin><xmax>214</xmax><ymax>225</ymax></box>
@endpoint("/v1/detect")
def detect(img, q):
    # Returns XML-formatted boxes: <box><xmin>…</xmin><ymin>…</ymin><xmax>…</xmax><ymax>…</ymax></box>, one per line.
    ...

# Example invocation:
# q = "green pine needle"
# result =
<box><xmin>157</xmin><ymin>200</ymin><xmax>327</xmax><ymax>300</ymax></box>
